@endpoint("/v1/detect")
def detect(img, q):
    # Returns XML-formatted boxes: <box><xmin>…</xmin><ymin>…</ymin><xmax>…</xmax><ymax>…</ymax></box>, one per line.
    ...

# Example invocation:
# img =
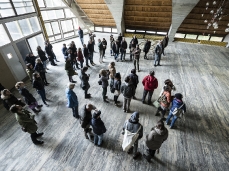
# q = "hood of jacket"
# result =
<box><xmin>154</xmin><ymin>127</ymin><xmax>168</xmax><ymax>136</ymax></box>
<box><xmin>147</xmin><ymin>75</ymin><xmax>157</xmax><ymax>82</ymax></box>
<box><xmin>129</xmin><ymin>112</ymin><xmax>139</xmax><ymax>123</ymax></box>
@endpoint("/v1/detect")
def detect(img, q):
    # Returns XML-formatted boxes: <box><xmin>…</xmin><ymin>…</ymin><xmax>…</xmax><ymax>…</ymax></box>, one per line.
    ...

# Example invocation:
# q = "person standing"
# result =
<box><xmin>98</xmin><ymin>69</ymin><xmax>109</xmax><ymax>103</ymax></box>
<box><xmin>9</xmin><ymin>105</ymin><xmax>44</xmax><ymax>145</ymax></box>
<box><xmin>62</xmin><ymin>44</ymin><xmax>68</xmax><ymax>59</ymax></box>
<box><xmin>121</xmin><ymin>76</ymin><xmax>135</xmax><ymax>113</ymax></box>
<box><xmin>102</xmin><ymin>38</ymin><xmax>107</xmax><ymax>58</ymax></box>
<box><xmin>15</xmin><ymin>82</ymin><xmax>42</xmax><ymax>113</ymax></box>
<box><xmin>45</xmin><ymin>40</ymin><xmax>59</xmax><ymax>62</ymax></box>
<box><xmin>112</xmin><ymin>40</ymin><xmax>119</xmax><ymax>61</ymax></box>
<box><xmin>45</xmin><ymin>41</ymin><xmax>57</xmax><ymax>66</ymax></box>
<box><xmin>122</xmin><ymin>112</ymin><xmax>143</xmax><ymax>159</ymax></box>
<box><xmin>78</xmin><ymin>27</ymin><xmax>84</xmax><ymax>45</ymax></box>
<box><xmin>110</xmin><ymin>35</ymin><xmax>114</xmax><ymax>56</ymax></box>
<box><xmin>1</xmin><ymin>89</ymin><xmax>26</xmax><ymax>108</ymax></box>
<box><xmin>0</xmin><ymin>83</ymin><xmax>9</xmax><ymax>110</ymax></box>
<box><xmin>143</xmin><ymin>40</ymin><xmax>151</xmax><ymax>60</ymax></box>
<box><xmin>143</xmin><ymin>120</ymin><xmax>168</xmax><ymax>162</ymax></box>
<box><xmin>65</xmin><ymin>57</ymin><xmax>76</xmax><ymax>83</ymax></box>
<box><xmin>32</xmin><ymin>73</ymin><xmax>49</xmax><ymax>106</ymax></box>
<box><xmin>77</xmin><ymin>48</ymin><xmax>84</xmax><ymax>68</ymax></box>
<box><xmin>113</xmin><ymin>73</ymin><xmax>121</xmax><ymax>106</ymax></box>
<box><xmin>162</xmin><ymin>35</ymin><xmax>169</xmax><ymax>56</ymax></box>
<box><xmin>129</xmin><ymin>41</ymin><xmax>135</xmax><ymax>61</ymax></box>
<box><xmin>37</xmin><ymin>46</ymin><xmax>48</xmax><ymax>71</ymax></box>
<box><xmin>24</xmin><ymin>53</ymin><xmax>36</xmax><ymax>68</ymax></box>
<box><xmin>83</xmin><ymin>44</ymin><xmax>90</xmax><ymax>67</ymax></box>
<box><xmin>26</xmin><ymin>63</ymin><xmax>34</xmax><ymax>83</ymax></box>
<box><xmin>34</xmin><ymin>58</ymin><xmax>49</xmax><ymax>86</ymax></box>
<box><xmin>166</xmin><ymin>93</ymin><xmax>186</xmax><ymax>129</ymax></box>
<box><xmin>118</xmin><ymin>33</ymin><xmax>123</xmax><ymax>45</ymax></box>
<box><xmin>120</xmin><ymin>38</ymin><xmax>127</xmax><ymax>61</ymax></box>
<box><xmin>91</xmin><ymin>110</ymin><xmax>106</xmax><ymax>147</ymax></box>
<box><xmin>79</xmin><ymin>104</ymin><xmax>96</xmax><ymax>141</ymax></box>
<box><xmin>129</xmin><ymin>69</ymin><xmax>139</xmax><ymax>99</ymax></box>
<box><xmin>108</xmin><ymin>62</ymin><xmax>116</xmax><ymax>93</ymax></box>
<box><xmin>155</xmin><ymin>86</ymin><xmax>172</xmax><ymax>120</ymax></box>
<box><xmin>142</xmin><ymin>71</ymin><xmax>158</xmax><ymax>105</ymax></box>
<box><xmin>98</xmin><ymin>39</ymin><xmax>104</xmax><ymax>63</ymax></box>
<box><xmin>66</xmin><ymin>83</ymin><xmax>79</xmax><ymax>119</ymax></box>
<box><xmin>79</xmin><ymin>67</ymin><xmax>91</xmax><ymax>99</ymax></box>
<box><xmin>132</xmin><ymin>45</ymin><xmax>141</xmax><ymax>72</ymax></box>
<box><xmin>88</xmin><ymin>40</ymin><xmax>95</xmax><ymax>65</ymax></box>
<box><xmin>154</xmin><ymin>41</ymin><xmax>163</xmax><ymax>67</ymax></box>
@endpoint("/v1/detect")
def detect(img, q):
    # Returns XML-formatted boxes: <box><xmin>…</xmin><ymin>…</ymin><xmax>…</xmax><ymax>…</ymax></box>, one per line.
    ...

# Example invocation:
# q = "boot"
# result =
<box><xmin>36</xmin><ymin>132</ymin><xmax>44</xmax><ymax>137</ymax></box>
<box><xmin>155</xmin><ymin>109</ymin><xmax>160</xmax><ymax>116</ymax></box>
<box><xmin>33</xmin><ymin>140</ymin><xmax>44</xmax><ymax>145</ymax></box>
<box><xmin>32</xmin><ymin>108</ymin><xmax>40</xmax><ymax>113</ymax></box>
<box><xmin>37</xmin><ymin>105</ymin><xmax>43</xmax><ymax>108</ymax></box>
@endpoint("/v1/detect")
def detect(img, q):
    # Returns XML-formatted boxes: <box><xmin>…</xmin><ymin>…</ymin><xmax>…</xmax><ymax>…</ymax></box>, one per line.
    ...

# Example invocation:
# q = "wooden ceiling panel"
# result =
<box><xmin>124</xmin><ymin>0</ymin><xmax>172</xmax><ymax>31</ymax></box>
<box><xmin>75</xmin><ymin>0</ymin><xmax>115</xmax><ymax>27</ymax></box>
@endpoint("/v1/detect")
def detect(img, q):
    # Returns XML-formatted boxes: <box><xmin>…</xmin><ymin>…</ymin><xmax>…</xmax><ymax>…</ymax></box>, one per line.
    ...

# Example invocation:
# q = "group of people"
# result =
<box><xmin>0</xmin><ymin>31</ymin><xmax>186</xmax><ymax>163</ymax></box>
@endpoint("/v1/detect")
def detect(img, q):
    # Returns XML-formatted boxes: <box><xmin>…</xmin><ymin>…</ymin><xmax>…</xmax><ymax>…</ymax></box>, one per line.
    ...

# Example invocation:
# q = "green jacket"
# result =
<box><xmin>15</xmin><ymin>110</ymin><xmax>37</xmax><ymax>134</ymax></box>
<box><xmin>65</xmin><ymin>60</ymin><xmax>74</xmax><ymax>76</ymax></box>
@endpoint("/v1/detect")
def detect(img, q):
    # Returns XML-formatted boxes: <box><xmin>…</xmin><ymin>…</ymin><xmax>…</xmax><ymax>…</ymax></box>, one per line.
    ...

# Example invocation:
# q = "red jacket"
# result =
<box><xmin>77</xmin><ymin>51</ymin><xmax>84</xmax><ymax>62</ymax></box>
<box><xmin>142</xmin><ymin>75</ymin><xmax>158</xmax><ymax>91</ymax></box>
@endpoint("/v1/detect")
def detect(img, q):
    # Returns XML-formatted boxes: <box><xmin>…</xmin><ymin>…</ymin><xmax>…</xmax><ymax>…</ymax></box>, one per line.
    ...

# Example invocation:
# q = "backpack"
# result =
<box><xmin>172</xmin><ymin>103</ymin><xmax>184</xmax><ymax>117</ymax></box>
<box><xmin>157</xmin><ymin>94</ymin><xmax>168</xmax><ymax>105</ymax></box>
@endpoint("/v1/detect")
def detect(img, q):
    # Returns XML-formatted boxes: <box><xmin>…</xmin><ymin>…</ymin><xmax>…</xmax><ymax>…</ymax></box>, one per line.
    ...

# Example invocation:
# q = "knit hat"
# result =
<box><xmin>129</xmin><ymin>112</ymin><xmax>139</xmax><ymax>122</ymax></box>
<box><xmin>175</xmin><ymin>93</ymin><xmax>183</xmax><ymax>100</ymax></box>
<box><xmin>93</xmin><ymin>110</ymin><xmax>101</xmax><ymax>118</ymax></box>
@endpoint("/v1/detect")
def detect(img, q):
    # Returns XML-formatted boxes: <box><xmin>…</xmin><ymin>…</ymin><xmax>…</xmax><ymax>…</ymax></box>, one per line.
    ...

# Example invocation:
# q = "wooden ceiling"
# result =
<box><xmin>124</xmin><ymin>0</ymin><xmax>172</xmax><ymax>32</ymax></box>
<box><xmin>178</xmin><ymin>0</ymin><xmax>229</xmax><ymax>36</ymax></box>
<box><xmin>75</xmin><ymin>0</ymin><xmax>116</xmax><ymax>27</ymax></box>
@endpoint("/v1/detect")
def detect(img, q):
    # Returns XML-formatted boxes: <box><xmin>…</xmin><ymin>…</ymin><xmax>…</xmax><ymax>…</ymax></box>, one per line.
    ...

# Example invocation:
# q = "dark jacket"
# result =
<box><xmin>170</xmin><ymin>98</ymin><xmax>186</xmax><ymax>113</ymax></box>
<box><xmin>145</xmin><ymin>126</ymin><xmax>168</xmax><ymax>150</ymax></box>
<box><xmin>99</xmin><ymin>76</ymin><xmax>109</xmax><ymax>88</ymax></box>
<box><xmin>34</xmin><ymin>63</ymin><xmax>45</xmax><ymax>73</ymax></box>
<box><xmin>87</xmin><ymin>43</ymin><xmax>94</xmax><ymax>53</ymax></box>
<box><xmin>80</xmin><ymin>70</ymin><xmax>90</xmax><ymax>90</ymax></box>
<box><xmin>38</xmin><ymin>50</ymin><xmax>48</xmax><ymax>62</ymax></box>
<box><xmin>65</xmin><ymin>88</ymin><xmax>78</xmax><ymax>108</ymax></box>
<box><xmin>129</xmin><ymin>73</ymin><xmax>139</xmax><ymax>88</ymax></box>
<box><xmin>18</xmin><ymin>88</ymin><xmax>36</xmax><ymax>105</ymax></box>
<box><xmin>33</xmin><ymin>77</ymin><xmax>45</xmax><ymax>90</ymax></box>
<box><xmin>123</xmin><ymin>112</ymin><xmax>143</xmax><ymax>140</ymax></box>
<box><xmin>102</xmin><ymin>40</ymin><xmax>107</xmax><ymax>49</ymax></box>
<box><xmin>143</xmin><ymin>41</ymin><xmax>151</xmax><ymax>53</ymax></box>
<box><xmin>129</xmin><ymin>38</ymin><xmax>138</xmax><ymax>48</ymax></box>
<box><xmin>112</xmin><ymin>43</ymin><xmax>119</xmax><ymax>53</ymax></box>
<box><xmin>83</xmin><ymin>47</ymin><xmax>89</xmax><ymax>57</ymax></box>
<box><xmin>25</xmin><ymin>56</ymin><xmax>36</xmax><ymax>67</ymax></box>
<box><xmin>98</xmin><ymin>42</ymin><xmax>103</xmax><ymax>51</ymax></box>
<box><xmin>1</xmin><ymin>94</ymin><xmax>26</xmax><ymax>107</ymax></box>
<box><xmin>133</xmin><ymin>48</ymin><xmax>141</xmax><ymax>59</ymax></box>
<box><xmin>91</xmin><ymin>117</ymin><xmax>106</xmax><ymax>135</ymax></box>
<box><xmin>65</xmin><ymin>60</ymin><xmax>74</xmax><ymax>76</ymax></box>
<box><xmin>79</xmin><ymin>105</ymin><xmax>92</xmax><ymax>128</ymax></box>
<box><xmin>121</xmin><ymin>82</ymin><xmax>135</xmax><ymax>98</ymax></box>
<box><xmin>114</xmin><ymin>79</ymin><xmax>121</xmax><ymax>91</ymax></box>
<box><xmin>45</xmin><ymin>45</ymin><xmax>54</xmax><ymax>59</ymax></box>
<box><xmin>142</xmin><ymin>75</ymin><xmax>158</xmax><ymax>91</ymax></box>
<box><xmin>118</xmin><ymin>35</ymin><xmax>122</xmax><ymax>43</ymax></box>
<box><xmin>78</xmin><ymin>29</ymin><xmax>83</xmax><ymax>38</ymax></box>
<box><xmin>121</xmin><ymin>41</ymin><xmax>127</xmax><ymax>50</ymax></box>
<box><xmin>0</xmin><ymin>83</ymin><xmax>5</xmax><ymax>91</ymax></box>
<box><xmin>155</xmin><ymin>43</ymin><xmax>163</xmax><ymax>55</ymax></box>
<box><xmin>62</xmin><ymin>47</ymin><xmax>68</xmax><ymax>56</ymax></box>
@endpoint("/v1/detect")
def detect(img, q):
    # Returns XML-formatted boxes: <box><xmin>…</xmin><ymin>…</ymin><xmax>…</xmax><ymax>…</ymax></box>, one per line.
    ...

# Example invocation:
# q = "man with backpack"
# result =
<box><xmin>166</xmin><ymin>93</ymin><xmax>186</xmax><ymax>129</ymax></box>
<box><xmin>142</xmin><ymin>71</ymin><xmax>158</xmax><ymax>105</ymax></box>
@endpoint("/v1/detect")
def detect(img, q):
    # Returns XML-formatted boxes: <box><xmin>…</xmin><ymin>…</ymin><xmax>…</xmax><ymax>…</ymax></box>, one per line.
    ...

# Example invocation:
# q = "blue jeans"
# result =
<box><xmin>120</xmin><ymin>49</ymin><xmax>126</xmax><ymax>60</ymax></box>
<box><xmin>89</xmin><ymin>52</ymin><xmax>94</xmax><ymax>63</ymax></box>
<box><xmin>166</xmin><ymin>110</ymin><xmax>178</xmax><ymax>128</ymax></box>
<box><xmin>154</xmin><ymin>54</ymin><xmax>161</xmax><ymax>65</ymax></box>
<box><xmin>114</xmin><ymin>53</ymin><xmax>119</xmax><ymax>60</ymax></box>
<box><xmin>110</xmin><ymin>49</ymin><xmax>113</xmax><ymax>55</ymax></box>
<box><xmin>72</xmin><ymin>106</ymin><xmax>79</xmax><ymax>118</ymax></box>
<box><xmin>80</xmin><ymin>38</ymin><xmax>84</xmax><ymax>45</ymax></box>
<box><xmin>94</xmin><ymin>133</ymin><xmax>103</xmax><ymax>145</ymax></box>
<box><xmin>42</xmin><ymin>60</ymin><xmax>47</xmax><ymax>69</ymax></box>
<box><xmin>37</xmin><ymin>89</ymin><xmax>46</xmax><ymax>104</ymax></box>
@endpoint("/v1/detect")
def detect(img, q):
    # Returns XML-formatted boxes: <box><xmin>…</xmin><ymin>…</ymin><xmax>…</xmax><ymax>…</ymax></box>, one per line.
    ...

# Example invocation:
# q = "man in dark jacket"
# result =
<box><xmin>112</xmin><ymin>41</ymin><xmax>119</xmax><ymax>61</ymax></box>
<box><xmin>79</xmin><ymin>67</ymin><xmax>91</xmax><ymax>99</ymax></box>
<box><xmin>79</xmin><ymin>104</ymin><xmax>96</xmax><ymax>141</ymax></box>
<box><xmin>1</xmin><ymin>89</ymin><xmax>26</xmax><ymax>108</ymax></box>
<box><xmin>99</xmin><ymin>69</ymin><xmax>109</xmax><ymax>103</ymax></box>
<box><xmin>123</xmin><ymin>112</ymin><xmax>143</xmax><ymax>159</ymax></box>
<box><xmin>87</xmin><ymin>40</ymin><xmax>95</xmax><ymax>65</ymax></box>
<box><xmin>121</xmin><ymin>76</ymin><xmax>135</xmax><ymax>113</ymax></box>
<box><xmin>91</xmin><ymin>110</ymin><xmax>106</xmax><ymax>147</ymax></box>
<box><xmin>0</xmin><ymin>83</ymin><xmax>10</xmax><ymax>110</ymax></box>
<box><xmin>83</xmin><ymin>44</ymin><xmax>90</xmax><ymax>67</ymax></box>
<box><xmin>129</xmin><ymin>69</ymin><xmax>139</xmax><ymax>99</ymax></box>
<box><xmin>143</xmin><ymin>120</ymin><xmax>168</xmax><ymax>162</ymax></box>
<box><xmin>45</xmin><ymin>41</ymin><xmax>57</xmax><ymax>66</ymax></box>
<box><xmin>154</xmin><ymin>41</ymin><xmax>163</xmax><ymax>67</ymax></box>
<box><xmin>118</xmin><ymin>33</ymin><xmax>122</xmax><ymax>44</ymax></box>
<box><xmin>143</xmin><ymin>40</ymin><xmax>151</xmax><ymax>60</ymax></box>
<box><xmin>142</xmin><ymin>71</ymin><xmax>158</xmax><ymax>104</ymax></box>
<box><xmin>24</xmin><ymin>53</ymin><xmax>36</xmax><ymax>68</ymax></box>
<box><xmin>132</xmin><ymin>45</ymin><xmax>141</xmax><ymax>72</ymax></box>
<box><xmin>45</xmin><ymin>40</ymin><xmax>59</xmax><ymax>62</ymax></box>
<box><xmin>78</xmin><ymin>27</ymin><xmax>84</xmax><ymax>45</ymax></box>
<box><xmin>120</xmin><ymin>38</ymin><xmax>127</xmax><ymax>61</ymax></box>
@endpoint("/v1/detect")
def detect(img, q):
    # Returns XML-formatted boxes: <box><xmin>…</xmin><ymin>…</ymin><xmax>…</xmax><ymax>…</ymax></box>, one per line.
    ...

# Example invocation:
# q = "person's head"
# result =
<box><xmin>99</xmin><ymin>69</ymin><xmax>107</xmax><ymax>77</ymax></box>
<box><xmin>163</xmin><ymin>85</ymin><xmax>171</xmax><ymax>92</ymax></box>
<box><xmin>133</xmin><ymin>35</ymin><xmax>136</xmax><ymax>39</ymax></box>
<box><xmin>29</xmin><ymin>52</ymin><xmax>34</xmax><ymax>57</ymax></box>
<box><xmin>36</xmin><ymin>58</ymin><xmax>41</xmax><ymax>63</ymax></box>
<box><xmin>78</xmin><ymin>48</ymin><xmax>82</xmax><ymax>52</ymax></box>
<box><xmin>82</xmin><ymin>66</ymin><xmax>88</xmax><ymax>72</ymax></box>
<box><xmin>33</xmin><ymin>72</ymin><xmax>40</xmax><ymax>79</ymax></box>
<box><xmin>1</xmin><ymin>89</ymin><xmax>10</xmax><ymax>96</ymax></box>
<box><xmin>15</xmin><ymin>81</ymin><xmax>25</xmax><ymax>89</ymax></box>
<box><xmin>45</xmin><ymin>40</ymin><xmax>49</xmax><ymax>45</ymax></box>
<box><xmin>110</xmin><ymin>34</ymin><xmax>113</xmax><ymax>38</ymax></box>
<box><xmin>68</xmin><ymin>83</ymin><xmax>75</xmax><ymax>89</ymax></box>
<box><xmin>71</xmin><ymin>41</ymin><xmax>75</xmax><ymax>45</ymax></box>
<box><xmin>37</xmin><ymin>46</ymin><xmax>41</xmax><ymax>51</ymax></box>
<box><xmin>86</xmin><ymin>104</ymin><xmax>95</xmax><ymax>111</ymax></box>
<box><xmin>83</xmin><ymin>44</ymin><xmax>86</xmax><ymax>48</ymax></box>
<box><xmin>124</xmin><ymin>76</ymin><xmax>130</xmax><ymax>83</ymax></box>
<box><xmin>164</xmin><ymin>79</ymin><xmax>173</xmax><ymax>87</ymax></box>
<box><xmin>26</xmin><ymin>63</ymin><xmax>32</xmax><ymax>69</ymax></box>
<box><xmin>114</xmin><ymin>72</ymin><xmax>121</xmax><ymax>80</ymax></box>
<box><xmin>93</xmin><ymin>110</ymin><xmax>101</xmax><ymax>119</ymax></box>
<box><xmin>109</xmin><ymin>62</ymin><xmax>115</xmax><ymax>68</ymax></box>
<box><xmin>63</xmin><ymin>44</ymin><xmax>66</xmax><ymax>47</ymax></box>
<box><xmin>149</xmin><ymin>70</ymin><xmax>155</xmax><ymax>76</ymax></box>
<box><xmin>103</xmin><ymin>38</ymin><xmax>105</xmax><ymax>41</ymax></box>
<box><xmin>79</xmin><ymin>26</ymin><xmax>81</xmax><ymax>30</ymax></box>
<box><xmin>131</xmin><ymin>69</ymin><xmax>136</xmax><ymax>74</ymax></box>
<box><xmin>129</xmin><ymin>112</ymin><xmax>139</xmax><ymax>123</ymax></box>
<box><xmin>156</xmin><ymin>120</ymin><xmax>165</xmax><ymax>130</ymax></box>
<box><xmin>70</xmin><ymin>43</ymin><xmax>74</xmax><ymax>48</ymax></box>
<box><xmin>119</xmin><ymin>33</ymin><xmax>122</xmax><ymax>36</ymax></box>
<box><xmin>98</xmin><ymin>39</ymin><xmax>101</xmax><ymax>42</ymax></box>
<box><xmin>175</xmin><ymin>93</ymin><xmax>183</xmax><ymax>100</ymax></box>
<box><xmin>9</xmin><ymin>105</ymin><xmax>22</xmax><ymax>113</ymax></box>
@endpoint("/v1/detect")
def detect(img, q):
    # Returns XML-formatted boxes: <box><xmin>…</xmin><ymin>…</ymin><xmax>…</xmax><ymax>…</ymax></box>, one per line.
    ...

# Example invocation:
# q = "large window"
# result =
<box><xmin>41</xmin><ymin>10</ymin><xmax>65</xmax><ymax>21</ymax></box>
<box><xmin>0</xmin><ymin>0</ymin><xmax>15</xmax><ymax>18</ymax></box>
<box><xmin>12</xmin><ymin>0</ymin><xmax>35</xmax><ymax>15</ymax></box>
<box><xmin>27</xmin><ymin>34</ymin><xmax>45</xmax><ymax>56</ymax></box>
<box><xmin>6</xmin><ymin>17</ymin><xmax>41</xmax><ymax>40</ymax></box>
<box><xmin>0</xmin><ymin>24</ymin><xmax>11</xmax><ymax>46</ymax></box>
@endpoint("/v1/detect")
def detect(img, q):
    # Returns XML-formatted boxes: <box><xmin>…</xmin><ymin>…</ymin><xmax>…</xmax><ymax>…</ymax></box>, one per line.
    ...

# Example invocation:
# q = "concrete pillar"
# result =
<box><xmin>169</xmin><ymin>0</ymin><xmax>199</xmax><ymax>42</ymax></box>
<box><xmin>105</xmin><ymin>0</ymin><xmax>125</xmax><ymax>35</ymax></box>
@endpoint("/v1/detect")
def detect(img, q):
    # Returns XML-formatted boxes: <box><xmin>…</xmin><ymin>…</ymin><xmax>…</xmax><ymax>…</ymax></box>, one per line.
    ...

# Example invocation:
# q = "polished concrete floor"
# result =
<box><xmin>0</xmin><ymin>33</ymin><xmax>229</xmax><ymax>171</ymax></box>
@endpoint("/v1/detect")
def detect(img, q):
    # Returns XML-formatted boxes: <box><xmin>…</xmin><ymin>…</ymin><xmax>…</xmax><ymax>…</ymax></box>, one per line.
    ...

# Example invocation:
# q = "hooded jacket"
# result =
<box><xmin>145</xmin><ymin>126</ymin><xmax>168</xmax><ymax>150</ymax></box>
<box><xmin>79</xmin><ymin>104</ymin><xmax>92</xmax><ymax>128</ymax></box>
<box><xmin>18</xmin><ymin>88</ymin><xmax>36</xmax><ymax>105</ymax></box>
<box><xmin>123</xmin><ymin>112</ymin><xmax>143</xmax><ymax>139</ymax></box>
<box><xmin>121</xmin><ymin>82</ymin><xmax>135</xmax><ymax>98</ymax></box>
<box><xmin>65</xmin><ymin>88</ymin><xmax>78</xmax><ymax>108</ymax></box>
<box><xmin>38</xmin><ymin>49</ymin><xmax>48</xmax><ymax>62</ymax></box>
<box><xmin>129</xmin><ymin>73</ymin><xmax>139</xmax><ymax>88</ymax></box>
<box><xmin>170</xmin><ymin>98</ymin><xmax>186</xmax><ymax>113</ymax></box>
<box><xmin>91</xmin><ymin>116</ymin><xmax>106</xmax><ymax>135</ymax></box>
<box><xmin>142</xmin><ymin>75</ymin><xmax>158</xmax><ymax>91</ymax></box>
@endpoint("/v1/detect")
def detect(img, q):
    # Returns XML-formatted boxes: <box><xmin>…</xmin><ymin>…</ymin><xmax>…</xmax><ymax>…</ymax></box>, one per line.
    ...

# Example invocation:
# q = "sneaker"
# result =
<box><xmin>37</xmin><ymin>105</ymin><xmax>43</xmax><ymax>108</ymax></box>
<box><xmin>36</xmin><ymin>132</ymin><xmax>44</xmax><ymax>137</ymax></box>
<box><xmin>34</xmin><ymin>141</ymin><xmax>44</xmax><ymax>145</ymax></box>
<box><xmin>158</xmin><ymin>64</ymin><xmax>161</xmax><ymax>66</ymax></box>
<box><xmin>123</xmin><ymin>109</ymin><xmax>126</xmax><ymax>112</ymax></box>
<box><xmin>154</xmin><ymin>64</ymin><xmax>157</xmax><ymax>67</ymax></box>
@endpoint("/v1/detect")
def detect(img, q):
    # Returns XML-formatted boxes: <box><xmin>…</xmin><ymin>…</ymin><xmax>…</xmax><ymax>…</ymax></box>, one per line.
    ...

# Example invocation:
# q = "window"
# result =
<box><xmin>65</xmin><ymin>9</ymin><xmax>75</xmax><ymax>18</ymax></box>
<box><xmin>64</xmin><ymin>32</ymin><xmax>74</xmax><ymax>38</ymax></box>
<box><xmin>0</xmin><ymin>24</ymin><xmax>10</xmax><ymax>46</ymax></box>
<box><xmin>0</xmin><ymin>0</ymin><xmax>15</xmax><ymax>18</ymax></box>
<box><xmin>175</xmin><ymin>33</ymin><xmax>185</xmax><ymax>38</ymax></box>
<box><xmin>6</xmin><ymin>21</ymin><xmax>23</xmax><ymax>40</ymax></box>
<box><xmin>45</xmin><ymin>23</ymin><xmax>53</xmax><ymax>36</ymax></box>
<box><xmin>157</xmin><ymin>32</ymin><xmax>167</xmax><ymax>35</ymax></box>
<box><xmin>146</xmin><ymin>31</ymin><xmax>156</xmax><ymax>34</ymax></box>
<box><xmin>104</xmin><ymin>28</ymin><xmax>111</xmax><ymax>32</ymax></box>
<box><xmin>73</xmin><ymin>18</ymin><xmax>79</xmax><ymax>29</ymax></box>
<box><xmin>210</xmin><ymin>37</ymin><xmax>223</xmax><ymax>42</ymax></box>
<box><xmin>37</xmin><ymin>0</ymin><xmax>45</xmax><ymax>7</ymax></box>
<box><xmin>29</xmin><ymin>17</ymin><xmax>41</xmax><ymax>32</ymax></box>
<box><xmin>112</xmin><ymin>28</ymin><xmax>117</xmax><ymax>33</ymax></box>
<box><xmin>12</xmin><ymin>0</ymin><xmax>35</xmax><ymax>15</ymax></box>
<box><xmin>126</xmin><ymin>29</ymin><xmax>135</xmax><ymax>33</ymax></box>
<box><xmin>198</xmin><ymin>35</ymin><xmax>210</xmax><ymax>40</ymax></box>
<box><xmin>27</xmin><ymin>34</ymin><xmax>45</xmax><ymax>56</ymax></box>
<box><xmin>18</xmin><ymin>18</ymin><xmax>33</xmax><ymax>36</ymax></box>
<box><xmin>55</xmin><ymin>35</ymin><xmax>62</xmax><ymax>40</ymax></box>
<box><xmin>95</xmin><ymin>27</ymin><xmax>102</xmax><ymax>32</ymax></box>
<box><xmin>45</xmin><ymin>0</ymin><xmax>65</xmax><ymax>7</ymax></box>
<box><xmin>51</xmin><ymin>22</ymin><xmax>60</xmax><ymax>34</ymax></box>
<box><xmin>186</xmin><ymin>34</ymin><xmax>197</xmax><ymax>39</ymax></box>
<box><xmin>41</xmin><ymin>10</ymin><xmax>64</xmax><ymax>21</ymax></box>
<box><xmin>61</xmin><ymin>20</ymin><xmax>73</xmax><ymax>33</ymax></box>
<box><xmin>136</xmin><ymin>30</ymin><xmax>145</xmax><ymax>33</ymax></box>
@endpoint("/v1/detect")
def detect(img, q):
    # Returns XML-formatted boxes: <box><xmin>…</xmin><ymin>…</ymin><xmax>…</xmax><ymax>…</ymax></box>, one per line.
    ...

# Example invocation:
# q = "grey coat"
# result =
<box><xmin>121</xmin><ymin>82</ymin><xmax>135</xmax><ymax>98</ymax></box>
<box><xmin>99</xmin><ymin>76</ymin><xmax>109</xmax><ymax>88</ymax></box>
<box><xmin>80</xmin><ymin>70</ymin><xmax>90</xmax><ymax>90</ymax></box>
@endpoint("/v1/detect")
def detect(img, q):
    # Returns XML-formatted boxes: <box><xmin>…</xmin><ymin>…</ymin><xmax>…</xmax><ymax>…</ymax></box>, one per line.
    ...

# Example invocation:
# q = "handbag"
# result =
<box><xmin>98</xmin><ymin>80</ymin><xmax>102</xmax><ymax>85</ymax></box>
<box><xmin>172</xmin><ymin>103</ymin><xmax>184</xmax><ymax>117</ymax></box>
<box><xmin>153</xmin><ymin>100</ymin><xmax>160</xmax><ymax>108</ymax></box>
<box><xmin>122</xmin><ymin>125</ymin><xmax>141</xmax><ymax>152</ymax></box>
<box><xmin>157</xmin><ymin>94</ymin><xmax>168</xmax><ymax>105</ymax></box>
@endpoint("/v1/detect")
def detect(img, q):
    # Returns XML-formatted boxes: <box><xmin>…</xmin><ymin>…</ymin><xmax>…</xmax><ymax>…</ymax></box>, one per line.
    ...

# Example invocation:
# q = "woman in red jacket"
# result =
<box><xmin>77</xmin><ymin>48</ymin><xmax>84</xmax><ymax>68</ymax></box>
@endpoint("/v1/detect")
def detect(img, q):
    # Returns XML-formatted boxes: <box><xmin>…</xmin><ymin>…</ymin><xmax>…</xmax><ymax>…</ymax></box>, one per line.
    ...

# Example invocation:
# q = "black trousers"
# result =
<box><xmin>102</xmin><ymin>87</ymin><xmax>107</xmax><ymax>100</ymax></box>
<box><xmin>30</xmin><ymin>132</ymin><xmax>40</xmax><ymax>143</ymax></box>
<box><xmin>40</xmin><ymin>72</ymin><xmax>47</xmax><ymax>84</ymax></box>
